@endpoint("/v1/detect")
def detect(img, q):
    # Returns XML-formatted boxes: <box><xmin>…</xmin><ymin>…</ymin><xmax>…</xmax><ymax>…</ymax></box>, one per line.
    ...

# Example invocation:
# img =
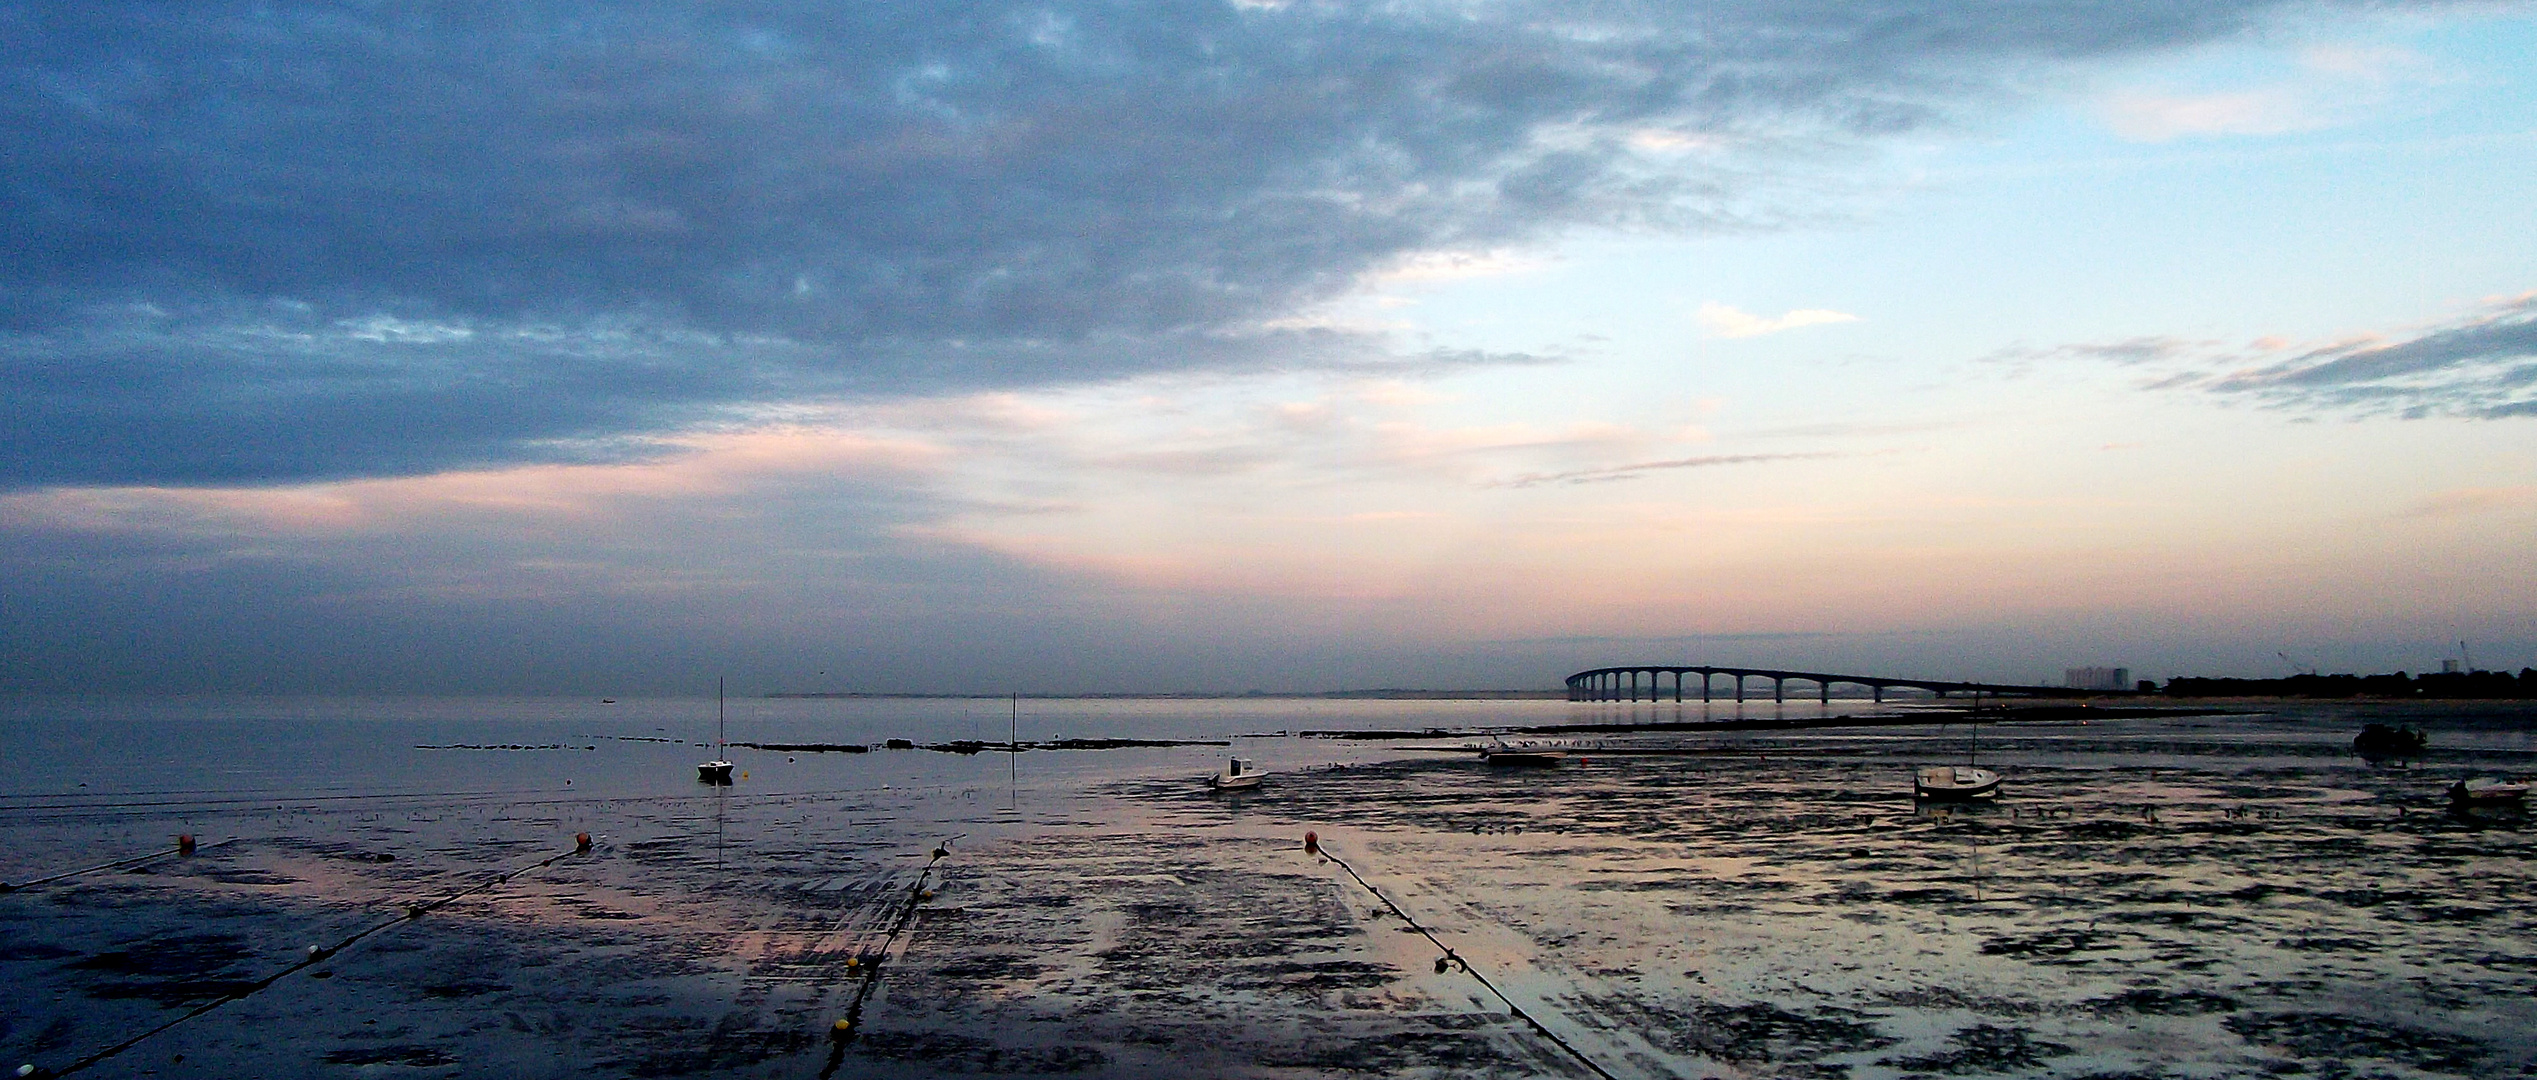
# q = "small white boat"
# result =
<box><xmin>2450</xmin><ymin>778</ymin><xmax>2529</xmax><ymax>807</ymax></box>
<box><xmin>1209</xmin><ymin>757</ymin><xmax>1264</xmax><ymax>790</ymax></box>
<box><xmin>1916</xmin><ymin>765</ymin><xmax>2001</xmax><ymax>801</ymax></box>
<box><xmin>698</xmin><ymin>677</ymin><xmax>734</xmax><ymax>785</ymax></box>
<box><xmin>1481</xmin><ymin>740</ymin><xmax>1566</xmax><ymax>767</ymax></box>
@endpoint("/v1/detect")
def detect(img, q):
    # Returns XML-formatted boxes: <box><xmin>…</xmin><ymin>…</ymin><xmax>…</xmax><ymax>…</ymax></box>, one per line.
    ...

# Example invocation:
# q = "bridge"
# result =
<box><xmin>1564</xmin><ymin>665</ymin><xmax>2139</xmax><ymax>703</ymax></box>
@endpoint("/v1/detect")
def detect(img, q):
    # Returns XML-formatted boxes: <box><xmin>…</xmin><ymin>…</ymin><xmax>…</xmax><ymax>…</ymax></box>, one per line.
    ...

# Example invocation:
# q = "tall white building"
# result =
<box><xmin>2065</xmin><ymin>666</ymin><xmax>2131</xmax><ymax>691</ymax></box>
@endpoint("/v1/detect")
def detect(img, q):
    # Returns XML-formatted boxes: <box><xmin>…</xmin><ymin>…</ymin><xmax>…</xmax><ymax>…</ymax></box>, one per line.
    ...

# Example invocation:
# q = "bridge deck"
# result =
<box><xmin>1563</xmin><ymin>664</ymin><xmax>2135</xmax><ymax>702</ymax></box>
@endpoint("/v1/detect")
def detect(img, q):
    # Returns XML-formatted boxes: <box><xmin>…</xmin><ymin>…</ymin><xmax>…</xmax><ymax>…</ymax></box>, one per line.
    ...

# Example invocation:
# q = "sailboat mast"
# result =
<box><xmin>717</xmin><ymin>676</ymin><xmax>725</xmax><ymax>754</ymax></box>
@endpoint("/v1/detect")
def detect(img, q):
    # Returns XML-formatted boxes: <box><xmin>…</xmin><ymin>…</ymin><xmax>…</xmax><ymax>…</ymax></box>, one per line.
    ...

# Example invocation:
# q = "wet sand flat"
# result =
<box><xmin>4</xmin><ymin>705</ymin><xmax>2535</xmax><ymax>1078</ymax></box>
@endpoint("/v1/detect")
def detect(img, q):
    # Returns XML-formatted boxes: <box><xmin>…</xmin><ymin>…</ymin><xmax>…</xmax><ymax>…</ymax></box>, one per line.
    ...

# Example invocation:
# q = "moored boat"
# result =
<box><xmin>1915</xmin><ymin>765</ymin><xmax>2001</xmax><ymax>801</ymax></box>
<box><xmin>1209</xmin><ymin>757</ymin><xmax>1264</xmax><ymax>790</ymax></box>
<box><xmin>2450</xmin><ymin>777</ymin><xmax>2529</xmax><ymax>807</ymax></box>
<box><xmin>1480</xmin><ymin>740</ymin><xmax>1566</xmax><ymax>767</ymax></box>
<box><xmin>698</xmin><ymin>677</ymin><xmax>734</xmax><ymax>785</ymax></box>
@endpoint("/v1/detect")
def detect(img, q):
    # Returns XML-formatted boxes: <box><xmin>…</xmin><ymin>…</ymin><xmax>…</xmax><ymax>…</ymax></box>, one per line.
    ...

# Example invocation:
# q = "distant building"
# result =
<box><xmin>2065</xmin><ymin>666</ymin><xmax>2131</xmax><ymax>691</ymax></box>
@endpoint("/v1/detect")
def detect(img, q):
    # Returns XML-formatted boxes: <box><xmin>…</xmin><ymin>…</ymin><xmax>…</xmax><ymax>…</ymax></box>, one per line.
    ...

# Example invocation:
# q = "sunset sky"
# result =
<box><xmin>4</xmin><ymin>1</ymin><xmax>2533</xmax><ymax>694</ymax></box>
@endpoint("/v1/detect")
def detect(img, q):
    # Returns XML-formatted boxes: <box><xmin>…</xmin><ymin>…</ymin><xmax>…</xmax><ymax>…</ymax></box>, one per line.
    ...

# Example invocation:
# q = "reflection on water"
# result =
<box><xmin>1</xmin><ymin>696</ymin><xmax>2534</xmax><ymax>1077</ymax></box>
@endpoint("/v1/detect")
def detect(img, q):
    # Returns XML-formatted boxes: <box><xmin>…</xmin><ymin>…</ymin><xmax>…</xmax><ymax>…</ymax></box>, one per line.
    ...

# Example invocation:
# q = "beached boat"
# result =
<box><xmin>1915</xmin><ymin>765</ymin><xmax>2001</xmax><ymax>801</ymax></box>
<box><xmin>2449</xmin><ymin>778</ymin><xmax>2529</xmax><ymax>808</ymax></box>
<box><xmin>1480</xmin><ymin>740</ymin><xmax>1566</xmax><ymax>767</ymax></box>
<box><xmin>1209</xmin><ymin>757</ymin><xmax>1263</xmax><ymax>790</ymax></box>
<box><xmin>698</xmin><ymin>678</ymin><xmax>734</xmax><ymax>785</ymax></box>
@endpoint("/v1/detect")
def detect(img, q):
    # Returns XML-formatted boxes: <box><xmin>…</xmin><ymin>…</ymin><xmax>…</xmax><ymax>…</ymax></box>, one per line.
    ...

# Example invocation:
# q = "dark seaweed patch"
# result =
<box><xmin>854</xmin><ymin>1030</ymin><xmax>1108</xmax><ymax>1073</ymax></box>
<box><xmin>2061</xmin><ymin>820</ymin><xmax>2151</xmax><ymax>841</ymax></box>
<box><xmin>1600</xmin><ymin>996</ymin><xmax>1897</xmax><ymax>1064</ymax></box>
<box><xmin>930</xmin><ymin>953</ymin><xmax>1044</xmax><ymax>982</ymax></box>
<box><xmin>2090</xmin><ymin>988</ymin><xmax>2237</xmax><ymax>1015</ymax></box>
<box><xmin>2225</xmin><ymin>1012</ymin><xmax>2487</xmax><ymax>1071</ymax></box>
<box><xmin>419</xmin><ymin>981</ymin><xmax>510</xmax><ymax>998</ymax></box>
<box><xmin>66</xmin><ymin>932</ymin><xmax>258</xmax><ymax>1003</ymax></box>
<box><xmin>1224</xmin><ymin>959</ymin><xmax>1397</xmax><ymax>991</ymax></box>
<box><xmin>1254</xmin><ymin>1030</ymin><xmax>1503</xmax><ymax>1072</ymax></box>
<box><xmin>1981</xmin><ymin>930</ymin><xmax>2112</xmax><ymax>957</ymax></box>
<box><xmin>1882</xmin><ymin>1024</ymin><xmax>2074</xmax><ymax>1074</ymax></box>
<box><xmin>323</xmin><ymin>1045</ymin><xmax>458</xmax><ymax>1066</ymax></box>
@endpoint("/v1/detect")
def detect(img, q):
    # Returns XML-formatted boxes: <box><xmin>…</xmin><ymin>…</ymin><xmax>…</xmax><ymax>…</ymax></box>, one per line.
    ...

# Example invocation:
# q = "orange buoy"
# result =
<box><xmin>574</xmin><ymin>832</ymin><xmax>592</xmax><ymax>853</ymax></box>
<box><xmin>176</xmin><ymin>834</ymin><xmax>196</xmax><ymax>856</ymax></box>
<box><xmin>1303</xmin><ymin>831</ymin><xmax>1319</xmax><ymax>854</ymax></box>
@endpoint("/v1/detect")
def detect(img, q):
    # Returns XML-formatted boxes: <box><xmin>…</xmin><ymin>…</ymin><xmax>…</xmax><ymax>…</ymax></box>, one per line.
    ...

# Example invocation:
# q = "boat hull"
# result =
<box><xmin>698</xmin><ymin>761</ymin><xmax>734</xmax><ymax>784</ymax></box>
<box><xmin>2451</xmin><ymin>781</ymin><xmax>2528</xmax><ymax>807</ymax></box>
<box><xmin>1915</xmin><ymin>766</ymin><xmax>2000</xmax><ymax>801</ymax></box>
<box><xmin>1482</xmin><ymin>751</ymin><xmax>1566</xmax><ymax>767</ymax></box>
<box><xmin>1208</xmin><ymin>773</ymin><xmax>1263</xmax><ymax>790</ymax></box>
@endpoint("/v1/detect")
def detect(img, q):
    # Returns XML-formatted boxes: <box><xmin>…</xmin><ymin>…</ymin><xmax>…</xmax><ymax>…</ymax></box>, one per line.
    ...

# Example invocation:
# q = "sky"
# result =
<box><xmin>3</xmin><ymin>0</ymin><xmax>2533</xmax><ymax>695</ymax></box>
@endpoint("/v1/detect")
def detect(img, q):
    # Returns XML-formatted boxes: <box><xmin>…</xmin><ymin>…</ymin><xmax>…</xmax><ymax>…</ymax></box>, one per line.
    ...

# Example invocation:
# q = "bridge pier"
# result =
<box><xmin>1774</xmin><ymin>677</ymin><xmax>1784</xmax><ymax>703</ymax></box>
<box><xmin>1734</xmin><ymin>675</ymin><xmax>1744</xmax><ymax>703</ymax></box>
<box><xmin>1820</xmin><ymin>679</ymin><xmax>1830</xmax><ymax>705</ymax></box>
<box><xmin>1702</xmin><ymin>670</ymin><xmax>1711</xmax><ymax>703</ymax></box>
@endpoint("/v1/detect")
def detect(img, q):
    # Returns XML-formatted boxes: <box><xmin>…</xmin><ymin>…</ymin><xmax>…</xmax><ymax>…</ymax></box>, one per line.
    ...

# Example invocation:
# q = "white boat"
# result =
<box><xmin>1480</xmin><ymin>739</ymin><xmax>1566</xmax><ymax>767</ymax></box>
<box><xmin>1209</xmin><ymin>758</ymin><xmax>1263</xmax><ymax>790</ymax></box>
<box><xmin>1916</xmin><ymin>765</ymin><xmax>2001</xmax><ymax>801</ymax></box>
<box><xmin>2450</xmin><ymin>778</ymin><xmax>2529</xmax><ymax>807</ymax></box>
<box><xmin>698</xmin><ymin>677</ymin><xmax>734</xmax><ymax>785</ymax></box>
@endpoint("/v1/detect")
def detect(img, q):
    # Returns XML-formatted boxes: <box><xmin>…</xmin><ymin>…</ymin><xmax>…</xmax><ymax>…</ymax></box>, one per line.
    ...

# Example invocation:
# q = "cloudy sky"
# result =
<box><xmin>4</xmin><ymin>0</ymin><xmax>2533</xmax><ymax>694</ymax></box>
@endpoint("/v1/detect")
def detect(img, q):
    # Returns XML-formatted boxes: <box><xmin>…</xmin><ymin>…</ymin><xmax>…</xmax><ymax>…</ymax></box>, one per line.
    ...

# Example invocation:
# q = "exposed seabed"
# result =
<box><xmin>5</xmin><ymin>709</ymin><xmax>2536</xmax><ymax>1079</ymax></box>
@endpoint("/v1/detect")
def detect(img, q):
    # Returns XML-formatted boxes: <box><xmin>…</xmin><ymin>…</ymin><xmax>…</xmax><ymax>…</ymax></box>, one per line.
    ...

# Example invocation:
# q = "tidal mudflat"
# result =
<box><xmin>3</xmin><ymin>700</ymin><xmax>2534</xmax><ymax>1078</ymax></box>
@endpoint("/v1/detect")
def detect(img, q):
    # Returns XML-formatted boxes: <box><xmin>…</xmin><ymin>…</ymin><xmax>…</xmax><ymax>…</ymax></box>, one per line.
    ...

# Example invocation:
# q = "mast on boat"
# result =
<box><xmin>698</xmin><ymin>676</ymin><xmax>735</xmax><ymax>784</ymax></box>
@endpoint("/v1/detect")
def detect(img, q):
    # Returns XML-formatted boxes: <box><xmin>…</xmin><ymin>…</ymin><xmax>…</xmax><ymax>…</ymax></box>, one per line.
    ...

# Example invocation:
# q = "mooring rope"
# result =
<box><xmin>0</xmin><ymin>837</ymin><xmax>237</xmax><ymax>894</ymax></box>
<box><xmin>31</xmin><ymin>835</ymin><xmax>594</xmax><ymax>1079</ymax></box>
<box><xmin>820</xmin><ymin>838</ymin><xmax>956</xmax><ymax>1073</ymax></box>
<box><xmin>1307</xmin><ymin>833</ymin><xmax>1623</xmax><ymax>1080</ymax></box>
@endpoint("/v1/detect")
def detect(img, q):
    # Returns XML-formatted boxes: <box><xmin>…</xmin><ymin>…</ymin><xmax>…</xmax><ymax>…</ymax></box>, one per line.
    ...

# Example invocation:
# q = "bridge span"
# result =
<box><xmin>1565</xmin><ymin>665</ymin><xmax>2139</xmax><ymax>704</ymax></box>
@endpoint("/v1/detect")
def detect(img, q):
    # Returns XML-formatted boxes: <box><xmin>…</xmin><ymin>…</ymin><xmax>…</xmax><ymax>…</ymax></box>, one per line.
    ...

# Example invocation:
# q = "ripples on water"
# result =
<box><xmin>2</xmin><ymin>695</ymin><xmax>2532</xmax><ymax>1077</ymax></box>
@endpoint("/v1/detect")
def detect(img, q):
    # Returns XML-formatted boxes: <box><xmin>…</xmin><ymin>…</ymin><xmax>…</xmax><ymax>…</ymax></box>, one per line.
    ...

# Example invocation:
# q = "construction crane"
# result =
<box><xmin>2277</xmin><ymin>652</ymin><xmax>2317</xmax><ymax>677</ymax></box>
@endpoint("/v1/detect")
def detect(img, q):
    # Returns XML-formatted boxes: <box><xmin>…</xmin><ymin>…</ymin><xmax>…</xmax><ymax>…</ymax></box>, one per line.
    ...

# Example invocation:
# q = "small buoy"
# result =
<box><xmin>845</xmin><ymin>957</ymin><xmax>859</xmax><ymax>969</ymax></box>
<box><xmin>20</xmin><ymin>1063</ymin><xmax>38</xmax><ymax>1077</ymax></box>
<box><xmin>830</xmin><ymin>1018</ymin><xmax>852</xmax><ymax>1040</ymax></box>
<box><xmin>177</xmin><ymin>834</ymin><xmax>196</xmax><ymax>856</ymax></box>
<box><xmin>1434</xmin><ymin>956</ymin><xmax>1450</xmax><ymax>973</ymax></box>
<box><xmin>1303</xmin><ymin>831</ymin><xmax>1319</xmax><ymax>854</ymax></box>
<box><xmin>575</xmin><ymin>832</ymin><xmax>592</xmax><ymax>853</ymax></box>
<box><xmin>306</xmin><ymin>945</ymin><xmax>328</xmax><ymax>961</ymax></box>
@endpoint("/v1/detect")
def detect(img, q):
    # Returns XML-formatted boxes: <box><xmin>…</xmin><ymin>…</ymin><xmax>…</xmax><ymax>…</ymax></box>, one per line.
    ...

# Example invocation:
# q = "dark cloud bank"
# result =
<box><xmin>1</xmin><ymin>0</ymin><xmax>2378</xmax><ymax>489</ymax></box>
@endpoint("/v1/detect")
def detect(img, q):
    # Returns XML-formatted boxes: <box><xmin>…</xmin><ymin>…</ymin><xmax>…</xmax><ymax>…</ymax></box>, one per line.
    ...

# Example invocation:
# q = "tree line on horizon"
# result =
<box><xmin>2162</xmin><ymin>669</ymin><xmax>2537</xmax><ymax>699</ymax></box>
